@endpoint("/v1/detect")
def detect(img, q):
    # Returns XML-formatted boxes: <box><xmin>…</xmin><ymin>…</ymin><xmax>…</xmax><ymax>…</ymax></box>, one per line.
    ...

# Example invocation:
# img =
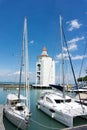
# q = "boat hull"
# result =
<box><xmin>3</xmin><ymin>108</ymin><xmax>29</xmax><ymax>130</ymax></box>
<box><xmin>37</xmin><ymin>102</ymin><xmax>87</xmax><ymax>127</ymax></box>
<box><xmin>37</xmin><ymin>102</ymin><xmax>74</xmax><ymax>127</ymax></box>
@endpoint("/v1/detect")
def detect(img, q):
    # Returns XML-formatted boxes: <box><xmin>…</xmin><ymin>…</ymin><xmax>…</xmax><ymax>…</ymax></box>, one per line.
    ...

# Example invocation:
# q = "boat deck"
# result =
<box><xmin>0</xmin><ymin>105</ymin><xmax>5</xmax><ymax>130</ymax></box>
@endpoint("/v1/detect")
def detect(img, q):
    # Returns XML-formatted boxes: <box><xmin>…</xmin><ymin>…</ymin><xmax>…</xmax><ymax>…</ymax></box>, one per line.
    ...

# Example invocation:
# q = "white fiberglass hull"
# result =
<box><xmin>37</xmin><ymin>102</ymin><xmax>87</xmax><ymax>127</ymax></box>
<box><xmin>37</xmin><ymin>102</ymin><xmax>73</xmax><ymax>127</ymax></box>
<box><xmin>3</xmin><ymin>108</ymin><xmax>29</xmax><ymax>130</ymax></box>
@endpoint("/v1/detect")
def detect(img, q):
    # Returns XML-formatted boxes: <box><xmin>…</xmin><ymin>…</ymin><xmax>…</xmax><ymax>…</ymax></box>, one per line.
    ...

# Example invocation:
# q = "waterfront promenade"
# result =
<box><xmin>0</xmin><ymin>83</ymin><xmax>25</xmax><ymax>89</ymax></box>
<box><xmin>0</xmin><ymin>105</ymin><xmax>5</xmax><ymax>130</ymax></box>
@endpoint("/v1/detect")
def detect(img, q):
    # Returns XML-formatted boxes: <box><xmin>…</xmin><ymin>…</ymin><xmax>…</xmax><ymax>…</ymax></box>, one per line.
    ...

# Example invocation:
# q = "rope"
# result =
<box><xmin>30</xmin><ymin>118</ymin><xmax>62</xmax><ymax>130</ymax></box>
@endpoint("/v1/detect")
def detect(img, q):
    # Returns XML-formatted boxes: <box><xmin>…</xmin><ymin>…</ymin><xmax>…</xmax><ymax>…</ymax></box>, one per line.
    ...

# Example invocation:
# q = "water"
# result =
<box><xmin>0</xmin><ymin>87</ymin><xmax>87</xmax><ymax>130</ymax></box>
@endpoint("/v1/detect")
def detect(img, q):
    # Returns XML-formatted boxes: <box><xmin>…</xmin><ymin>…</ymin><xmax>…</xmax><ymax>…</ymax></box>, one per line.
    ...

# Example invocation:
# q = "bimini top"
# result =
<box><xmin>7</xmin><ymin>93</ymin><xmax>27</xmax><ymax>101</ymax></box>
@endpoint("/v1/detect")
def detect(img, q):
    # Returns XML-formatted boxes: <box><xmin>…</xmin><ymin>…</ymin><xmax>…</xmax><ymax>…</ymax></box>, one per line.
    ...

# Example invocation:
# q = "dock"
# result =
<box><xmin>75</xmin><ymin>93</ymin><xmax>87</xmax><ymax>106</ymax></box>
<box><xmin>0</xmin><ymin>105</ymin><xmax>5</xmax><ymax>130</ymax></box>
<box><xmin>63</xmin><ymin>124</ymin><xmax>87</xmax><ymax>130</ymax></box>
<box><xmin>67</xmin><ymin>89</ymin><xmax>87</xmax><ymax>93</ymax></box>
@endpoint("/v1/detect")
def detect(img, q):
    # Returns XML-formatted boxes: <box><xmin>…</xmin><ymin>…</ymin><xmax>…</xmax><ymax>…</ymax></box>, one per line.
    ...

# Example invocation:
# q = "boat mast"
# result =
<box><xmin>59</xmin><ymin>15</ymin><xmax>65</xmax><ymax>99</ymax></box>
<box><xmin>18</xmin><ymin>27</ymin><xmax>24</xmax><ymax>99</ymax></box>
<box><xmin>61</xmin><ymin>17</ymin><xmax>84</xmax><ymax>112</ymax></box>
<box><xmin>24</xmin><ymin>16</ymin><xmax>30</xmax><ymax>110</ymax></box>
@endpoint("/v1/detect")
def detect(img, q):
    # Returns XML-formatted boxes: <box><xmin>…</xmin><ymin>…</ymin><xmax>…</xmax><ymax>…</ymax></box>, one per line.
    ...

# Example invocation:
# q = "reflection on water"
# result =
<box><xmin>0</xmin><ymin>87</ymin><xmax>87</xmax><ymax>130</ymax></box>
<box><xmin>3</xmin><ymin>116</ymin><xmax>21</xmax><ymax>130</ymax></box>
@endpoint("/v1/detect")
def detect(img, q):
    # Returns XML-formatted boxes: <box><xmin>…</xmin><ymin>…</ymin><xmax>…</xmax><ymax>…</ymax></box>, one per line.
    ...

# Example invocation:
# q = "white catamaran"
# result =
<box><xmin>37</xmin><ymin>16</ymin><xmax>87</xmax><ymax>127</ymax></box>
<box><xmin>3</xmin><ymin>17</ymin><xmax>31</xmax><ymax>130</ymax></box>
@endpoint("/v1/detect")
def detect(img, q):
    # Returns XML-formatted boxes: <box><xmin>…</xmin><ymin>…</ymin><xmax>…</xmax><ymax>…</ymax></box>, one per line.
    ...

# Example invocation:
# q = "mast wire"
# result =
<box><xmin>79</xmin><ymin>42</ymin><xmax>87</xmax><ymax>78</ymax></box>
<box><xmin>61</xmin><ymin>24</ymin><xmax>84</xmax><ymax>112</ymax></box>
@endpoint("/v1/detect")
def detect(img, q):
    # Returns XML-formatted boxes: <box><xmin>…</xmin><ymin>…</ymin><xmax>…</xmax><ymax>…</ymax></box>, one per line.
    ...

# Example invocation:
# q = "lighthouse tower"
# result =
<box><xmin>36</xmin><ymin>47</ymin><xmax>55</xmax><ymax>87</ymax></box>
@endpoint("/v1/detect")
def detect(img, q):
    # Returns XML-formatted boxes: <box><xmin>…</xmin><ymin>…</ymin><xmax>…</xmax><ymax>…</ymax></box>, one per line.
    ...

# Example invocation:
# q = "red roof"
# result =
<box><xmin>42</xmin><ymin>47</ymin><xmax>47</xmax><ymax>51</ymax></box>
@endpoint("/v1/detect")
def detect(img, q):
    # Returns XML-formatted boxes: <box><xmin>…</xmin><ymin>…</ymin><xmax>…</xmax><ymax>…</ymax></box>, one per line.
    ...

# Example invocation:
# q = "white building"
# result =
<box><xmin>36</xmin><ymin>47</ymin><xmax>55</xmax><ymax>87</ymax></box>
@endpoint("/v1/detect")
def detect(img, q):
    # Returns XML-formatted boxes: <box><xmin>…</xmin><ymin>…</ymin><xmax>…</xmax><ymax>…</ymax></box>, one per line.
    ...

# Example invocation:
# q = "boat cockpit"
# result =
<box><xmin>15</xmin><ymin>105</ymin><xmax>24</xmax><ymax>111</ymax></box>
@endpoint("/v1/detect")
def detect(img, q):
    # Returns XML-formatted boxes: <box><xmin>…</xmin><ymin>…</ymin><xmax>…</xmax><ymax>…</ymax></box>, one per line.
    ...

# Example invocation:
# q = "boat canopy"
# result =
<box><xmin>7</xmin><ymin>93</ymin><xmax>27</xmax><ymax>101</ymax></box>
<box><xmin>16</xmin><ymin>103</ymin><xmax>24</xmax><ymax>107</ymax></box>
<box><xmin>49</xmin><ymin>84</ymin><xmax>63</xmax><ymax>92</ymax></box>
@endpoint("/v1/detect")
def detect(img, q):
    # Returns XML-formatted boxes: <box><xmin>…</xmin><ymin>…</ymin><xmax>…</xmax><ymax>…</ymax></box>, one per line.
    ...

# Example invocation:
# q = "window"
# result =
<box><xmin>15</xmin><ymin>106</ymin><xmax>24</xmax><ymax>111</ymax></box>
<box><xmin>10</xmin><ymin>100</ymin><xmax>18</xmax><ymax>106</ymax></box>
<box><xmin>54</xmin><ymin>99</ymin><xmax>71</xmax><ymax>103</ymax></box>
<box><xmin>65</xmin><ymin>99</ymin><xmax>71</xmax><ymax>102</ymax></box>
<box><xmin>55</xmin><ymin>99</ymin><xmax>63</xmax><ymax>103</ymax></box>
<box><xmin>46</xmin><ymin>97</ymin><xmax>53</xmax><ymax>103</ymax></box>
<box><xmin>40</xmin><ymin>96</ymin><xmax>44</xmax><ymax>100</ymax></box>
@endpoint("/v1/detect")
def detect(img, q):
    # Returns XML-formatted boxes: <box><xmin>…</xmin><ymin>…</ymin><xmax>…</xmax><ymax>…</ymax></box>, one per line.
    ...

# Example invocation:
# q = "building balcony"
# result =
<box><xmin>37</xmin><ymin>72</ymin><xmax>40</xmax><ymax>76</ymax></box>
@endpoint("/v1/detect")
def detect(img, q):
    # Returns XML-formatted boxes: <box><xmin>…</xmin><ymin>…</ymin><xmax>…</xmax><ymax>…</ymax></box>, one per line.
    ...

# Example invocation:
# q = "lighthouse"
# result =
<box><xmin>36</xmin><ymin>47</ymin><xmax>55</xmax><ymax>87</ymax></box>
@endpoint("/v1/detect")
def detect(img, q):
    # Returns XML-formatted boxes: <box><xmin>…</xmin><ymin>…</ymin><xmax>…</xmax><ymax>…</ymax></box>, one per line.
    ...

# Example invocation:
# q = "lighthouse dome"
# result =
<box><xmin>42</xmin><ymin>47</ymin><xmax>47</xmax><ymax>51</ymax></box>
<box><xmin>41</xmin><ymin>47</ymin><xmax>48</xmax><ymax>56</ymax></box>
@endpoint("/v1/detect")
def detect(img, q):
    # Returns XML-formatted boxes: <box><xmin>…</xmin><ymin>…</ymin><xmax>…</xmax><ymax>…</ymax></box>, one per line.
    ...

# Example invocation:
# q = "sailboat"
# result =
<box><xmin>3</xmin><ymin>17</ymin><xmax>31</xmax><ymax>130</ymax></box>
<box><xmin>37</xmin><ymin>16</ymin><xmax>87</xmax><ymax>127</ymax></box>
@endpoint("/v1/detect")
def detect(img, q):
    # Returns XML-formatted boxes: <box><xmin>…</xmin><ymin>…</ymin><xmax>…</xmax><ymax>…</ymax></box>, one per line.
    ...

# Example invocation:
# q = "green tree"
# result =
<box><xmin>77</xmin><ymin>77</ymin><xmax>83</xmax><ymax>82</ymax></box>
<box><xmin>77</xmin><ymin>76</ymin><xmax>87</xmax><ymax>82</ymax></box>
<box><xmin>83</xmin><ymin>76</ymin><xmax>87</xmax><ymax>81</ymax></box>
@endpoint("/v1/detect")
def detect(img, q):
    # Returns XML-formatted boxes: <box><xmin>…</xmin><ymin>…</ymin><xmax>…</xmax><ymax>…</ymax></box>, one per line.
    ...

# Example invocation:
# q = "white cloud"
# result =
<box><xmin>56</xmin><ymin>53</ymin><xmax>62</xmax><ymax>60</ymax></box>
<box><xmin>55</xmin><ymin>60</ymin><xmax>59</xmax><ymax>64</ymax></box>
<box><xmin>0</xmin><ymin>69</ymin><xmax>18</xmax><ymax>82</ymax></box>
<box><xmin>63</xmin><ymin>43</ymin><xmax>77</xmax><ymax>52</ymax></box>
<box><xmin>59</xmin><ymin>37</ymin><xmax>84</xmax><ymax>53</ymax></box>
<box><xmin>0</xmin><ymin>69</ymin><xmax>36</xmax><ymax>83</ymax></box>
<box><xmin>55</xmin><ymin>36</ymin><xmax>85</xmax><ymax>62</ymax></box>
<box><xmin>68</xmin><ymin>43</ymin><xmax>77</xmax><ymax>51</ymax></box>
<box><xmin>8</xmin><ymin>71</ymin><xmax>20</xmax><ymax>76</ymax></box>
<box><xmin>56</xmin><ymin>53</ymin><xmax>87</xmax><ymax>61</ymax></box>
<box><xmin>65</xmin><ymin>36</ymin><xmax>85</xmax><ymax>51</ymax></box>
<box><xmin>67</xmin><ymin>19</ymin><xmax>82</xmax><ymax>31</ymax></box>
<box><xmin>67</xmin><ymin>36</ymin><xmax>84</xmax><ymax>44</ymax></box>
<box><xmin>30</xmin><ymin>40</ymin><xmax>34</xmax><ymax>44</ymax></box>
<box><xmin>56</xmin><ymin>53</ymin><xmax>69</xmax><ymax>60</ymax></box>
<box><xmin>0</xmin><ymin>69</ymin><xmax>11</xmax><ymax>77</ymax></box>
<box><xmin>71</xmin><ymin>55</ymin><xmax>87</xmax><ymax>60</ymax></box>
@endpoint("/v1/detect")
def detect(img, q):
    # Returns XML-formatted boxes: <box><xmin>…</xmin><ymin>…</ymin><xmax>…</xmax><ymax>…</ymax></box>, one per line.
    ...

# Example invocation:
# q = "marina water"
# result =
<box><xmin>0</xmin><ymin>87</ymin><xmax>87</xmax><ymax>130</ymax></box>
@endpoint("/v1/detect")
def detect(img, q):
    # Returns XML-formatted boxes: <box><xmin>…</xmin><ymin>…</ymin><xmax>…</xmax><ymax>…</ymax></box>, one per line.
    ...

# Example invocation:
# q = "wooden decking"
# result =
<box><xmin>0</xmin><ymin>105</ymin><xmax>5</xmax><ymax>130</ymax></box>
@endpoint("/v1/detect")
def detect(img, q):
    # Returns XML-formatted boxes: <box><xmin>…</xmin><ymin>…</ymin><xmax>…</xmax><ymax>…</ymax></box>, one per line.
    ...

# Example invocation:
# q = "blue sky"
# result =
<box><xmin>0</xmin><ymin>0</ymin><xmax>87</xmax><ymax>83</ymax></box>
